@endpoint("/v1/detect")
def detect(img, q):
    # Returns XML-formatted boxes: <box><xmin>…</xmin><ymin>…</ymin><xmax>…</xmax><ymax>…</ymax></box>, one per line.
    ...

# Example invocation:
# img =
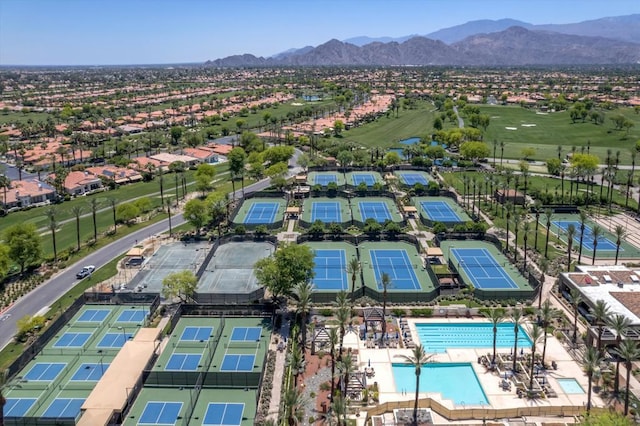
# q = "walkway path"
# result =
<box><xmin>452</xmin><ymin>106</ymin><xmax>465</xmax><ymax>129</ymax></box>
<box><xmin>266</xmin><ymin>312</ymin><xmax>290</xmax><ymax>422</ymax></box>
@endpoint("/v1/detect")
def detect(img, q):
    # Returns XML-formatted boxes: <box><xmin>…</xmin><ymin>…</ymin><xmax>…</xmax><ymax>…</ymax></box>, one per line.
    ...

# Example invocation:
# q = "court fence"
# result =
<box><xmin>5</xmin><ymin>296</ymin><xmax>85</xmax><ymax>381</ymax></box>
<box><xmin>230</xmin><ymin>191</ymin><xmax>287</xmax><ymax>230</ymax></box>
<box><xmin>364</xmin><ymin>397</ymin><xmax>599</xmax><ymax>422</ymax></box>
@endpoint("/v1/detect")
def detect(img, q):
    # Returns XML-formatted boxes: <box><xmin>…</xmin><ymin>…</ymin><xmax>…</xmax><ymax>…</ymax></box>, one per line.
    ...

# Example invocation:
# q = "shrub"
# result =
<box><xmin>410</xmin><ymin>308</ymin><xmax>433</xmax><ymax>317</ymax></box>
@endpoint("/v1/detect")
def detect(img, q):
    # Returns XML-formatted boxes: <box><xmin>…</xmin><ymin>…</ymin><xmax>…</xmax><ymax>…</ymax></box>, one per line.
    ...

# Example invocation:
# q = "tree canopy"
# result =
<box><xmin>184</xmin><ymin>198</ymin><xmax>209</xmax><ymax>231</ymax></box>
<box><xmin>460</xmin><ymin>141</ymin><xmax>490</xmax><ymax>162</ymax></box>
<box><xmin>162</xmin><ymin>270</ymin><xmax>198</xmax><ymax>302</ymax></box>
<box><xmin>254</xmin><ymin>243</ymin><xmax>315</xmax><ymax>300</ymax></box>
<box><xmin>4</xmin><ymin>223</ymin><xmax>41</xmax><ymax>274</ymax></box>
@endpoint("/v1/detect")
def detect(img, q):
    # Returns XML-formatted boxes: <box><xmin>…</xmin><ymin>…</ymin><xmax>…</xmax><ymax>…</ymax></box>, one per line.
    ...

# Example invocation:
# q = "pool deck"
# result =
<box><xmin>344</xmin><ymin>317</ymin><xmax>603</xmax><ymax>419</ymax></box>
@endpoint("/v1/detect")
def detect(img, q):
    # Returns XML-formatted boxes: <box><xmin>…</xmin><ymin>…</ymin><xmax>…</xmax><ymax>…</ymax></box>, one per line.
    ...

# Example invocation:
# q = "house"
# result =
<box><xmin>1</xmin><ymin>179</ymin><xmax>56</xmax><ymax>209</ymax></box>
<box><xmin>149</xmin><ymin>153</ymin><xmax>199</xmax><ymax>168</ymax></box>
<box><xmin>559</xmin><ymin>265</ymin><xmax>640</xmax><ymax>348</ymax></box>
<box><xmin>63</xmin><ymin>171</ymin><xmax>104</xmax><ymax>195</ymax></box>
<box><xmin>85</xmin><ymin>166</ymin><xmax>143</xmax><ymax>185</ymax></box>
<box><xmin>182</xmin><ymin>147</ymin><xmax>219</xmax><ymax>164</ymax></box>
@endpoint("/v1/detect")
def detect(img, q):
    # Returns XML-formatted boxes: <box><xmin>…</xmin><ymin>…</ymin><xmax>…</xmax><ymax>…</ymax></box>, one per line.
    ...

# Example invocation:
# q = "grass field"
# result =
<box><xmin>328</xmin><ymin>101</ymin><xmax>437</xmax><ymax>149</ymax></box>
<box><xmin>477</xmin><ymin>105</ymin><xmax>640</xmax><ymax>164</ymax></box>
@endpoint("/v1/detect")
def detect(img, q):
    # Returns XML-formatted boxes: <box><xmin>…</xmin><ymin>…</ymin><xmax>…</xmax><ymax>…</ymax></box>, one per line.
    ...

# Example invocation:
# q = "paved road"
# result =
<box><xmin>0</xmin><ymin>151</ymin><xmax>299</xmax><ymax>349</ymax></box>
<box><xmin>1</xmin><ymin>161</ymin><xmax>37</xmax><ymax>181</ymax></box>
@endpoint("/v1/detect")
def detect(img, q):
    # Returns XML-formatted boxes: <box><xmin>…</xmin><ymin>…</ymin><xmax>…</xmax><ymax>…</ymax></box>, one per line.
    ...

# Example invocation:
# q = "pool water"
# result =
<box><xmin>556</xmin><ymin>378</ymin><xmax>585</xmax><ymax>394</ymax></box>
<box><xmin>392</xmin><ymin>362</ymin><xmax>488</xmax><ymax>405</ymax></box>
<box><xmin>400</xmin><ymin>137</ymin><xmax>421</xmax><ymax>145</ymax></box>
<box><xmin>415</xmin><ymin>323</ymin><xmax>532</xmax><ymax>353</ymax></box>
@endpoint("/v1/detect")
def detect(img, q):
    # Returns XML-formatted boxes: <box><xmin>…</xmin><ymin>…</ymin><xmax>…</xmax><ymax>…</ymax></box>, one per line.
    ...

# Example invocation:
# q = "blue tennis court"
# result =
<box><xmin>97</xmin><ymin>332</ymin><xmax>133</xmax><ymax>348</ymax></box>
<box><xmin>244</xmin><ymin>202</ymin><xmax>279</xmax><ymax>224</ymax></box>
<box><xmin>312</xmin><ymin>249</ymin><xmax>348</xmax><ymax>290</ymax></box>
<box><xmin>451</xmin><ymin>248</ymin><xmax>518</xmax><ymax>289</ymax></box>
<box><xmin>314</xmin><ymin>174</ymin><xmax>338</xmax><ymax>186</ymax></box>
<box><xmin>420</xmin><ymin>201</ymin><xmax>462</xmax><ymax>222</ymax></box>
<box><xmin>3</xmin><ymin>398</ymin><xmax>37</xmax><ymax>417</ymax></box>
<box><xmin>398</xmin><ymin>172</ymin><xmax>429</xmax><ymax>186</ymax></box>
<box><xmin>42</xmin><ymin>398</ymin><xmax>85</xmax><ymax>419</ymax></box>
<box><xmin>352</xmin><ymin>173</ymin><xmax>375</xmax><ymax>187</ymax></box>
<box><xmin>204</xmin><ymin>403</ymin><xmax>245</xmax><ymax>426</ymax></box>
<box><xmin>553</xmin><ymin>220</ymin><xmax>618</xmax><ymax>251</ymax></box>
<box><xmin>359</xmin><ymin>201</ymin><xmax>391</xmax><ymax>223</ymax></box>
<box><xmin>231</xmin><ymin>327</ymin><xmax>262</xmax><ymax>342</ymax></box>
<box><xmin>53</xmin><ymin>332</ymin><xmax>92</xmax><ymax>348</ymax></box>
<box><xmin>180</xmin><ymin>326</ymin><xmax>213</xmax><ymax>342</ymax></box>
<box><xmin>166</xmin><ymin>353</ymin><xmax>202</xmax><ymax>371</ymax></box>
<box><xmin>117</xmin><ymin>310</ymin><xmax>146</xmax><ymax>323</ymax></box>
<box><xmin>24</xmin><ymin>362</ymin><xmax>66</xmax><ymax>381</ymax></box>
<box><xmin>71</xmin><ymin>363</ymin><xmax>109</xmax><ymax>381</ymax></box>
<box><xmin>221</xmin><ymin>354</ymin><xmax>255</xmax><ymax>372</ymax></box>
<box><xmin>77</xmin><ymin>309</ymin><xmax>110</xmax><ymax>323</ymax></box>
<box><xmin>370</xmin><ymin>250</ymin><xmax>421</xmax><ymax>290</ymax></box>
<box><xmin>311</xmin><ymin>201</ymin><xmax>342</xmax><ymax>223</ymax></box>
<box><xmin>139</xmin><ymin>401</ymin><xmax>183</xmax><ymax>425</ymax></box>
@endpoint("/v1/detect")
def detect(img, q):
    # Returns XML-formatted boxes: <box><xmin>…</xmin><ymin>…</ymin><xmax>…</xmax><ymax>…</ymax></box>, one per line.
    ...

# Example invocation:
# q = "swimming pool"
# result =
<box><xmin>392</xmin><ymin>362</ymin><xmax>488</xmax><ymax>405</ymax></box>
<box><xmin>415</xmin><ymin>322</ymin><xmax>532</xmax><ymax>353</ymax></box>
<box><xmin>556</xmin><ymin>378</ymin><xmax>585</xmax><ymax>394</ymax></box>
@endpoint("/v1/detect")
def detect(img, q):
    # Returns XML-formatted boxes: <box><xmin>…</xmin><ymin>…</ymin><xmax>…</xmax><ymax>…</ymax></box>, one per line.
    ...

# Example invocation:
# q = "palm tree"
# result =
<box><xmin>88</xmin><ymin>198</ymin><xmax>99</xmax><ymax>241</ymax></box>
<box><xmin>333</xmin><ymin>291</ymin><xmax>350</xmax><ymax>360</ymax></box>
<box><xmin>107</xmin><ymin>197</ymin><xmax>118</xmax><ymax>232</ymax></box>
<box><xmin>512</xmin><ymin>211</ymin><xmax>522</xmax><ymax>262</ymax></box>
<box><xmin>157</xmin><ymin>168</ymin><xmax>165</xmax><ymax>209</ymax></box>
<box><xmin>166</xmin><ymin>197</ymin><xmax>173</xmax><ymax>236</ymax></box>
<box><xmin>395</xmin><ymin>344</ymin><xmax>434</xmax><ymax>426</ymax></box>
<box><xmin>71</xmin><ymin>205</ymin><xmax>83</xmax><ymax>252</ymax></box>
<box><xmin>591</xmin><ymin>224</ymin><xmax>603</xmax><ymax>265</ymax></box>
<box><xmin>543</xmin><ymin>208</ymin><xmax>553</xmax><ymax>259</ymax></box>
<box><xmin>533</xmin><ymin>201</ymin><xmax>542</xmax><ymax>251</ymax></box>
<box><xmin>328</xmin><ymin>327</ymin><xmax>339</xmax><ymax>399</ymax></box>
<box><xmin>578</xmin><ymin>210</ymin><xmax>587</xmax><ymax>264</ymax></box>
<box><xmin>569</xmin><ymin>288</ymin><xmax>583</xmax><ymax>344</ymax></box>
<box><xmin>537</xmin><ymin>258</ymin><xmax>550</xmax><ymax>309</ymax></box>
<box><xmin>614</xmin><ymin>340</ymin><xmax>640</xmax><ymax>415</ymax></box>
<box><xmin>522</xmin><ymin>220</ymin><xmax>531</xmax><ymax>272</ymax></box>
<box><xmin>566</xmin><ymin>224</ymin><xmax>576</xmax><ymax>272</ymax></box>
<box><xmin>336</xmin><ymin>352</ymin><xmax>357</xmax><ymax>402</ymax></box>
<box><xmin>591</xmin><ymin>300</ymin><xmax>611</xmax><ymax>356</ymax></box>
<box><xmin>539</xmin><ymin>301</ymin><xmax>556</xmax><ymax>368</ymax></box>
<box><xmin>345</xmin><ymin>257</ymin><xmax>361</xmax><ymax>305</ymax></box>
<box><xmin>380</xmin><ymin>272</ymin><xmax>391</xmax><ymax>344</ymax></box>
<box><xmin>607</xmin><ymin>314</ymin><xmax>632</xmax><ymax>393</ymax></box>
<box><xmin>614</xmin><ymin>225</ymin><xmax>626</xmax><ymax>265</ymax></box>
<box><xmin>484</xmin><ymin>309</ymin><xmax>505</xmax><ymax>367</ymax></box>
<box><xmin>583</xmin><ymin>346</ymin><xmax>602</xmax><ymax>413</ymax></box>
<box><xmin>286</xmin><ymin>346</ymin><xmax>305</xmax><ymax>387</ymax></box>
<box><xmin>505</xmin><ymin>201</ymin><xmax>513</xmax><ymax>255</ymax></box>
<box><xmin>293</xmin><ymin>282</ymin><xmax>313</xmax><ymax>354</ymax></box>
<box><xmin>528</xmin><ymin>324</ymin><xmax>544</xmax><ymax>393</ymax></box>
<box><xmin>511</xmin><ymin>308</ymin><xmax>523</xmax><ymax>373</ymax></box>
<box><xmin>500</xmin><ymin>141</ymin><xmax>505</xmax><ymax>167</ymax></box>
<box><xmin>283</xmin><ymin>388</ymin><xmax>305</xmax><ymax>426</ymax></box>
<box><xmin>329</xmin><ymin>394</ymin><xmax>348</xmax><ymax>426</ymax></box>
<box><xmin>45</xmin><ymin>207</ymin><xmax>58</xmax><ymax>261</ymax></box>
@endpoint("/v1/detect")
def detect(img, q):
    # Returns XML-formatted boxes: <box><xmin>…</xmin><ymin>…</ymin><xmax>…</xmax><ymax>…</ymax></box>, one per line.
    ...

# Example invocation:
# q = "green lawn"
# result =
<box><xmin>326</xmin><ymin>101</ymin><xmax>437</xmax><ymax>149</ymax></box>
<box><xmin>476</xmin><ymin>105</ymin><xmax>640</xmax><ymax>164</ymax></box>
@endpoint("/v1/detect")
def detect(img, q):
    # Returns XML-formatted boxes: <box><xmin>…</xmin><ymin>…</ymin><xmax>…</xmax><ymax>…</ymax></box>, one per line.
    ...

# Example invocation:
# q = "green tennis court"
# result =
<box><xmin>232</xmin><ymin>198</ymin><xmax>286</xmax><ymax>227</ymax></box>
<box><xmin>543</xmin><ymin>213</ymin><xmax>640</xmax><ymax>259</ymax></box>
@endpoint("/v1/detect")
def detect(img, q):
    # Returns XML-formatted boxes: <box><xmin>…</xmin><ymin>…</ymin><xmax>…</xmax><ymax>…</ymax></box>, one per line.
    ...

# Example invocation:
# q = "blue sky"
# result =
<box><xmin>0</xmin><ymin>0</ymin><xmax>638</xmax><ymax>65</ymax></box>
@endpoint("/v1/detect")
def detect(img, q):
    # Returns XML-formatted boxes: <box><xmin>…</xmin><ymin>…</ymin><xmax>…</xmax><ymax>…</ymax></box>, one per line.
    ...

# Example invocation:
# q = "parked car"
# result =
<box><xmin>76</xmin><ymin>265</ymin><xmax>96</xmax><ymax>279</ymax></box>
<box><xmin>125</xmin><ymin>257</ymin><xmax>145</xmax><ymax>267</ymax></box>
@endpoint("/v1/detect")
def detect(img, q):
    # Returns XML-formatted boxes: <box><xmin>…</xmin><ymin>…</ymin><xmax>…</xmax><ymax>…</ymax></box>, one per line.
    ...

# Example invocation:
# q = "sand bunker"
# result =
<box><xmin>521</xmin><ymin>124</ymin><xmax>537</xmax><ymax>127</ymax></box>
<box><xmin>505</xmin><ymin>127</ymin><xmax>518</xmax><ymax>130</ymax></box>
<box><xmin>536</xmin><ymin>112</ymin><xmax>548</xmax><ymax>115</ymax></box>
<box><xmin>291</xmin><ymin>102</ymin><xmax>303</xmax><ymax>106</ymax></box>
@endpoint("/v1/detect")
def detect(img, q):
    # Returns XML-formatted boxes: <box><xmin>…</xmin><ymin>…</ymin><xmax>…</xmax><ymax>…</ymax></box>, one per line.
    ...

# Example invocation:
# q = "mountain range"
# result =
<box><xmin>205</xmin><ymin>15</ymin><xmax>640</xmax><ymax>67</ymax></box>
